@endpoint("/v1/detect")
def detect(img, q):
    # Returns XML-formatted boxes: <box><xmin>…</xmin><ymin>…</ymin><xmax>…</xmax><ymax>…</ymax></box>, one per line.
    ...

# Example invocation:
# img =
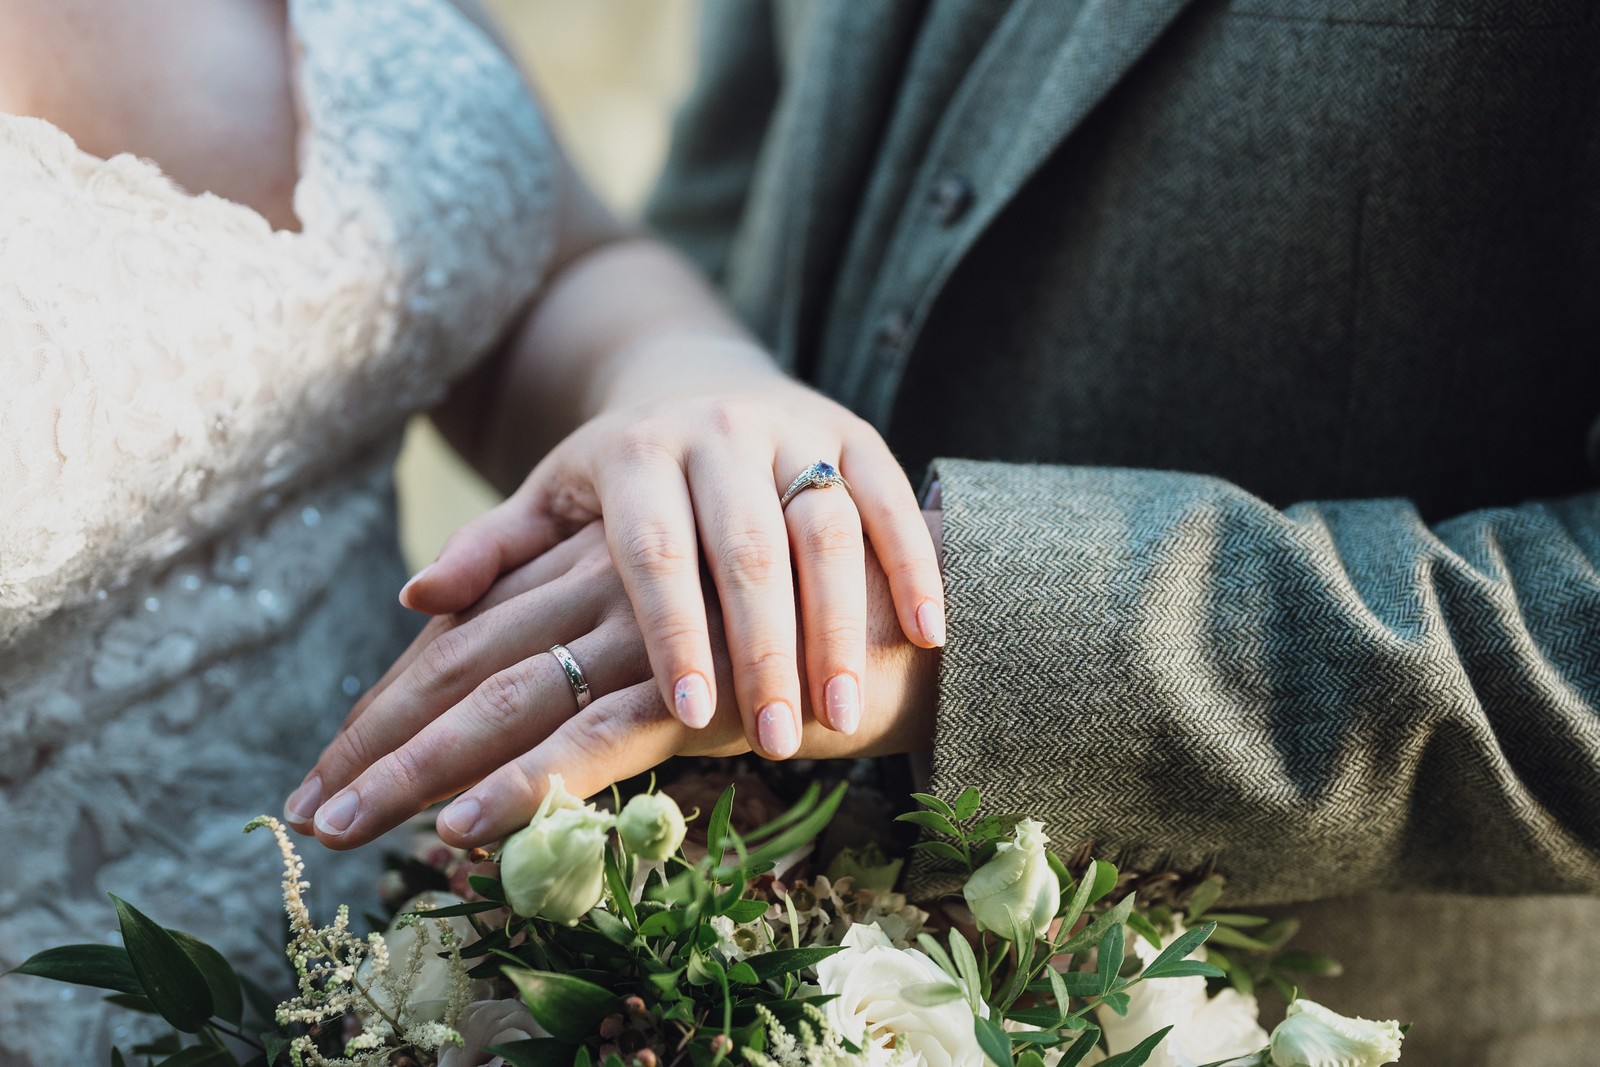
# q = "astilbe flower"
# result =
<box><xmin>246</xmin><ymin>816</ymin><xmax>468</xmax><ymax>1066</ymax></box>
<box><xmin>743</xmin><ymin>1004</ymin><xmax>913</xmax><ymax>1067</ymax></box>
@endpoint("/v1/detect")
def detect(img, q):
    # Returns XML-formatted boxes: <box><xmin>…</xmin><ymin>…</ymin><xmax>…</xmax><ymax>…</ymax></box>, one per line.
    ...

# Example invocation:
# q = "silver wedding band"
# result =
<box><xmin>780</xmin><ymin>460</ymin><xmax>852</xmax><ymax>510</ymax></box>
<box><xmin>548</xmin><ymin>643</ymin><xmax>592</xmax><ymax>710</ymax></box>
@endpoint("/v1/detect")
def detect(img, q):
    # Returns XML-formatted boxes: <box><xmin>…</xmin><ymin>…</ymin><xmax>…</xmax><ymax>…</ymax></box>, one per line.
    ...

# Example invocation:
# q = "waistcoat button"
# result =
<box><xmin>928</xmin><ymin>175</ymin><xmax>974</xmax><ymax>226</ymax></box>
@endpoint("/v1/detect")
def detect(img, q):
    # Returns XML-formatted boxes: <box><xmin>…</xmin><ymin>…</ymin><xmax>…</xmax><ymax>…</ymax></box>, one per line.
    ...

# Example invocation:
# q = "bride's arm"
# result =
<box><xmin>415</xmin><ymin>5</ymin><xmax>947</xmax><ymax>760</ymax></box>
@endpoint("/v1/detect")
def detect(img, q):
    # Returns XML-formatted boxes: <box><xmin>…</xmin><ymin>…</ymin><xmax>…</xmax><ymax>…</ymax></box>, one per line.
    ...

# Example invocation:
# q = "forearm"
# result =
<box><xmin>915</xmin><ymin>458</ymin><xmax>1600</xmax><ymax>904</ymax></box>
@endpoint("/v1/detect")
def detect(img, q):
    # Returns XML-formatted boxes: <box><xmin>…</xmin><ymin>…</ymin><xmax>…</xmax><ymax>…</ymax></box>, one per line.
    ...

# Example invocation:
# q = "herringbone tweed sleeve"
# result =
<box><xmin>914</xmin><ymin>458</ymin><xmax>1600</xmax><ymax>906</ymax></box>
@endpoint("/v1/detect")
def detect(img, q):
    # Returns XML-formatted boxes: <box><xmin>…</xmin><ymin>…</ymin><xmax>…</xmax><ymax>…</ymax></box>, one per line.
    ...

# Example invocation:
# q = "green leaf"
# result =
<box><xmin>900</xmin><ymin>981</ymin><xmax>965</xmax><ymax>1007</ymax></box>
<box><xmin>724</xmin><ymin>898</ymin><xmax>771</xmax><ymax>923</ymax></box>
<box><xmin>1056</xmin><ymin>1028</ymin><xmax>1103</xmax><ymax>1067</ymax></box>
<box><xmin>1138</xmin><ymin>923</ymin><xmax>1213</xmax><ymax>980</ymax></box>
<box><xmin>1272</xmin><ymin>951</ymin><xmax>1343</xmax><ymax>977</ymax></box>
<box><xmin>953</xmin><ymin>786</ymin><xmax>982</xmax><ymax>821</ymax></box>
<box><xmin>469</xmin><ymin>873</ymin><xmax>507</xmax><ymax>902</ymax></box>
<box><xmin>262</xmin><ymin>1033</ymin><xmax>291</xmax><ymax>1067</ymax></box>
<box><xmin>408</xmin><ymin>899</ymin><xmax>505</xmax><ymax>919</ymax></box>
<box><xmin>603</xmin><ymin>846</ymin><xmax>638</xmax><ymax>928</ymax></box>
<box><xmin>1097</xmin><ymin>1026</ymin><xmax>1172</xmax><ymax>1067</ymax></box>
<box><xmin>727</xmin><ymin>961</ymin><xmax>760</xmax><ymax>985</ymax></box>
<box><xmin>707</xmin><ymin>785</ymin><xmax>737</xmax><ymax>858</ymax></box>
<box><xmin>1059</xmin><ymin>895</ymin><xmax>1134</xmax><ymax>956</ymax></box>
<box><xmin>1096</xmin><ymin>991</ymin><xmax>1131</xmax><ymax>1017</ymax></box>
<box><xmin>588</xmin><ymin>908</ymin><xmax>636</xmax><ymax>947</ymax></box>
<box><xmin>1055</xmin><ymin>861</ymin><xmax>1098</xmax><ymax>941</ymax></box>
<box><xmin>743</xmin><ymin>946</ymin><xmax>846</xmax><ymax>981</ymax></box>
<box><xmin>637</xmin><ymin>909</ymin><xmax>691</xmax><ymax>938</ymax></box>
<box><xmin>506</xmin><ymin>970</ymin><xmax>622</xmax><ymax>1044</ymax></box>
<box><xmin>1145</xmin><ymin>960</ymin><xmax>1224</xmax><ymax>979</ymax></box>
<box><xmin>575</xmin><ymin>1046</ymin><xmax>593</xmax><ymax>1067</ymax></box>
<box><xmin>110</xmin><ymin>896</ymin><xmax>213</xmax><ymax>1033</ymax></box>
<box><xmin>154</xmin><ymin>1049</ymin><xmax>233</xmax><ymax>1067</ymax></box>
<box><xmin>103</xmin><ymin>993</ymin><xmax>160</xmax><ymax>1015</ymax></box>
<box><xmin>947</xmin><ymin>927</ymin><xmax>984</xmax><ymax>1011</ymax></box>
<box><xmin>970</xmin><ymin>812</ymin><xmax>1028</xmax><ymax>841</ymax></box>
<box><xmin>974</xmin><ymin>1014</ymin><xmax>1012</xmax><ymax>1067</ymax></box>
<box><xmin>8</xmin><ymin>944</ymin><xmax>143</xmax><ymax>996</ymax></box>
<box><xmin>916</xmin><ymin>933</ymin><xmax>959</xmax><ymax>983</ymax></box>
<box><xmin>894</xmin><ymin>810</ymin><xmax>961</xmax><ymax>838</ymax></box>
<box><xmin>1017</xmin><ymin>1052</ymin><xmax>1047</xmax><ymax>1067</ymax></box>
<box><xmin>744</xmin><ymin>784</ymin><xmax>848</xmax><ymax>869</ymax></box>
<box><xmin>744</xmin><ymin>782</ymin><xmax>822</xmax><ymax>846</ymax></box>
<box><xmin>1087</xmin><ymin>862</ymin><xmax>1118</xmax><ymax>905</ymax></box>
<box><xmin>489</xmin><ymin>1038</ymin><xmax>580</xmax><ymax>1067</ymax></box>
<box><xmin>1096</xmin><ymin>924</ymin><xmax>1124</xmax><ymax>995</ymax></box>
<box><xmin>1205</xmin><ymin>926</ymin><xmax>1273</xmax><ymax>952</ymax></box>
<box><xmin>1124</xmin><ymin>910</ymin><xmax>1163</xmax><ymax>951</ymax></box>
<box><xmin>911</xmin><ymin>840</ymin><xmax>969</xmax><ymax>866</ymax></box>
<box><xmin>1204</xmin><ymin>913</ymin><xmax>1271</xmax><ymax>928</ymax></box>
<box><xmin>1183</xmin><ymin>877</ymin><xmax>1225</xmax><ymax>922</ymax></box>
<box><xmin>170</xmin><ymin>931</ymin><xmax>243</xmax><ymax>1027</ymax></box>
<box><xmin>910</xmin><ymin>793</ymin><xmax>957</xmax><ymax>820</ymax></box>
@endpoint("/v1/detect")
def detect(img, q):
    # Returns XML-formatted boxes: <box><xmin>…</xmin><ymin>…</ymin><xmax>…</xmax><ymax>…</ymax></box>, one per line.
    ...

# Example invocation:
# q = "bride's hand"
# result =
<box><xmin>401</xmin><ymin>335</ymin><xmax>944</xmax><ymax>759</ymax></box>
<box><xmin>284</xmin><ymin>518</ymin><xmax>939</xmax><ymax>850</ymax></box>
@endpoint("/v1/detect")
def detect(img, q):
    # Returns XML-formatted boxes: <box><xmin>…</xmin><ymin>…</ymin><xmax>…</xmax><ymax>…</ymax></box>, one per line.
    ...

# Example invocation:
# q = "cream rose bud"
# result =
<box><xmin>1269</xmin><ymin>1000</ymin><xmax>1404</xmax><ymax>1067</ymax></box>
<box><xmin>816</xmin><ymin>923</ymin><xmax>990</xmax><ymax>1067</ymax></box>
<box><xmin>962</xmin><ymin>819</ymin><xmax>1060</xmax><ymax>937</ymax></box>
<box><xmin>617</xmin><ymin>792</ymin><xmax>688</xmax><ymax>861</ymax></box>
<box><xmin>501</xmin><ymin>776</ymin><xmax>616</xmax><ymax>924</ymax></box>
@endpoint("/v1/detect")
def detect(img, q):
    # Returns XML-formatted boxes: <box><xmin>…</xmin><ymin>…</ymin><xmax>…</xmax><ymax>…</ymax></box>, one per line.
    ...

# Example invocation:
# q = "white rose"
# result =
<box><xmin>1096</xmin><ymin>924</ymin><xmax>1269</xmax><ymax>1067</ymax></box>
<box><xmin>1269</xmin><ymin>1000</ymin><xmax>1403</xmax><ymax>1067</ymax></box>
<box><xmin>815</xmin><ymin>923</ymin><xmax>990</xmax><ymax>1067</ymax></box>
<box><xmin>438</xmin><ymin>999</ymin><xmax>549</xmax><ymax>1067</ymax></box>
<box><xmin>360</xmin><ymin>892</ymin><xmax>490</xmax><ymax>1026</ymax></box>
<box><xmin>963</xmin><ymin>819</ymin><xmax>1060</xmax><ymax>937</ymax></box>
<box><xmin>501</xmin><ymin>775</ymin><xmax>616</xmax><ymax>924</ymax></box>
<box><xmin>617</xmin><ymin>792</ymin><xmax>688</xmax><ymax>861</ymax></box>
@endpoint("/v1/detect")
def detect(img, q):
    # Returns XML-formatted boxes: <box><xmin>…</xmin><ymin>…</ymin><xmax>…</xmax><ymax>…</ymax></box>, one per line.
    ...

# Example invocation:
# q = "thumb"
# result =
<box><xmin>400</xmin><ymin>465</ymin><xmax>594</xmax><ymax>614</ymax></box>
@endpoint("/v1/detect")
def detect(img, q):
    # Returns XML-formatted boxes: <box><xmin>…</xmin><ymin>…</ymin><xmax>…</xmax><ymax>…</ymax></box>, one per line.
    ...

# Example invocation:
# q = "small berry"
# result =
<box><xmin>631</xmin><ymin>1049</ymin><xmax>658</xmax><ymax>1067</ymax></box>
<box><xmin>600</xmin><ymin>1013</ymin><xmax>625</xmax><ymax>1040</ymax></box>
<box><xmin>624</xmin><ymin>995</ymin><xmax>648</xmax><ymax>1017</ymax></box>
<box><xmin>711</xmin><ymin>1035</ymin><xmax>734</xmax><ymax>1057</ymax></box>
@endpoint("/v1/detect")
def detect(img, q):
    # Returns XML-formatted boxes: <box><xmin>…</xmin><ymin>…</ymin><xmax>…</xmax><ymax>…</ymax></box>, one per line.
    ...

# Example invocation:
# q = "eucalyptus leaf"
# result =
<box><xmin>111</xmin><ymin>896</ymin><xmax>213</xmax><ymax>1033</ymax></box>
<box><xmin>707</xmin><ymin>786</ymin><xmax>736</xmax><ymax>858</ymax></box>
<box><xmin>900</xmin><ymin>981</ymin><xmax>965</xmax><ymax>1008</ymax></box>
<box><xmin>947</xmin><ymin>927</ymin><xmax>984</xmax><ymax>1011</ymax></box>
<box><xmin>1184</xmin><ymin>878</ymin><xmax>1225</xmax><ymax>922</ymax></box>
<box><xmin>1059</xmin><ymin>896</ymin><xmax>1134</xmax><ymax>956</ymax></box>
<box><xmin>1138</xmin><ymin>923</ymin><xmax>1214</xmax><ymax>980</ymax></box>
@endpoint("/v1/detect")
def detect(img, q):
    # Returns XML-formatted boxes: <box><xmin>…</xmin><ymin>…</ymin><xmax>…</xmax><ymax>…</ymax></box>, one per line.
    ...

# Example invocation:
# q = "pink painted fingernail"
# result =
<box><xmin>826</xmin><ymin>674</ymin><xmax>861</xmax><ymax>735</ymax></box>
<box><xmin>440</xmin><ymin>796</ymin><xmax>481</xmax><ymax>839</ymax></box>
<box><xmin>917</xmin><ymin>600</ymin><xmax>947</xmax><ymax>646</ymax></box>
<box><xmin>284</xmin><ymin>775</ymin><xmax>323</xmax><ymax>826</ymax></box>
<box><xmin>314</xmin><ymin>790</ymin><xmax>360</xmax><ymax>836</ymax></box>
<box><xmin>757</xmin><ymin>702</ymin><xmax>799</xmax><ymax>759</ymax></box>
<box><xmin>674</xmin><ymin>673</ymin><xmax>714</xmax><ymax>729</ymax></box>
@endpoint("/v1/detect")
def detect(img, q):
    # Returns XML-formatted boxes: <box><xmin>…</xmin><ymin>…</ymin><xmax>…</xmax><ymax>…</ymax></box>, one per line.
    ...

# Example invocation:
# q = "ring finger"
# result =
<box><xmin>776</xmin><ymin>451</ymin><xmax>867</xmax><ymax>735</ymax></box>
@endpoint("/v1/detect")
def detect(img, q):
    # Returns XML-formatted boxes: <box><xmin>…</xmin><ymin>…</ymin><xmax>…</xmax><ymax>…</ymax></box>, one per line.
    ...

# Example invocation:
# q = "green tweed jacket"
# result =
<box><xmin>647</xmin><ymin>2</ymin><xmax>1600</xmax><ymax>1060</ymax></box>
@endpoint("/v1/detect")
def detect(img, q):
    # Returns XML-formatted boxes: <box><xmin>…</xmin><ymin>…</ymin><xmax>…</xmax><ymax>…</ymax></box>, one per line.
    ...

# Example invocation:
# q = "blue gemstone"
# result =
<box><xmin>814</xmin><ymin>462</ymin><xmax>836</xmax><ymax>477</ymax></box>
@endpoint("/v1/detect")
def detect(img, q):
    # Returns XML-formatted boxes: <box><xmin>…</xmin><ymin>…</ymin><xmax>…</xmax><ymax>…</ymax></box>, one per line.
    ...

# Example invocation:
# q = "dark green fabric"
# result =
<box><xmin>647</xmin><ymin>3</ymin><xmax>1600</xmax><ymax>1058</ymax></box>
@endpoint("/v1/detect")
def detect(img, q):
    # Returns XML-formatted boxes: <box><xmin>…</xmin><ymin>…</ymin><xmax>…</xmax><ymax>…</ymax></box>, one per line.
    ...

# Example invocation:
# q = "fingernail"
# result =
<box><xmin>757</xmin><ymin>702</ymin><xmax>799</xmax><ymax>759</ymax></box>
<box><xmin>674</xmin><ymin>673</ymin><xmax>714</xmax><ymax>729</ymax></box>
<box><xmin>917</xmin><ymin>600</ymin><xmax>947</xmax><ymax>646</ymax></box>
<box><xmin>440</xmin><ymin>796</ymin><xmax>481</xmax><ymax>839</ymax></box>
<box><xmin>399</xmin><ymin>563</ymin><xmax>435</xmax><ymax>603</ymax></box>
<box><xmin>284</xmin><ymin>775</ymin><xmax>323</xmax><ymax>826</ymax></box>
<box><xmin>314</xmin><ymin>790</ymin><xmax>361</xmax><ymax>836</ymax></box>
<box><xmin>825</xmin><ymin>675</ymin><xmax>861</xmax><ymax>735</ymax></box>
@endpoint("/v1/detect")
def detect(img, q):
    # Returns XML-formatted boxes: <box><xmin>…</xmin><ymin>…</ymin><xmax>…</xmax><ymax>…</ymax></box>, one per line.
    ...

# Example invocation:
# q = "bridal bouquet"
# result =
<box><xmin>10</xmin><ymin>776</ymin><xmax>1404</xmax><ymax>1067</ymax></box>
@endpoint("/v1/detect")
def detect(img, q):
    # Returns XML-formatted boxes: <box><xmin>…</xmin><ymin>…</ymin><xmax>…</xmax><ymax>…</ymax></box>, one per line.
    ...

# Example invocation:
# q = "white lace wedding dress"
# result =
<box><xmin>0</xmin><ymin>1</ymin><xmax>553</xmax><ymax>1060</ymax></box>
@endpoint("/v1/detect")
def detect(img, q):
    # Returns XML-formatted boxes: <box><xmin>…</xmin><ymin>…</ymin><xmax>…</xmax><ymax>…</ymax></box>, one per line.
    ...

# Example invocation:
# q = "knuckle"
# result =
<box><xmin>718</xmin><ymin>528</ymin><xmax>782</xmax><ymax>584</ymax></box>
<box><xmin>380</xmin><ymin>743</ymin><xmax>429</xmax><ymax>796</ymax></box>
<box><xmin>887</xmin><ymin>553</ymin><xmax>937</xmax><ymax>588</ymax></box>
<box><xmin>739</xmin><ymin>645</ymin><xmax>796</xmax><ymax>682</ymax></box>
<box><xmin>618</xmin><ymin>520</ymin><xmax>692</xmax><ymax>575</ymax></box>
<box><xmin>812</xmin><ymin>619</ymin><xmax>867</xmax><ymax>653</ymax></box>
<box><xmin>474</xmin><ymin>669</ymin><xmax>529</xmax><ymax>725</ymax></box>
<box><xmin>415</xmin><ymin>628</ymin><xmax>470</xmax><ymax>691</ymax></box>
<box><xmin>798</xmin><ymin>517</ymin><xmax>861</xmax><ymax>562</ymax></box>
<box><xmin>615</xmin><ymin>423</ymin><xmax>674</xmax><ymax>468</ymax></box>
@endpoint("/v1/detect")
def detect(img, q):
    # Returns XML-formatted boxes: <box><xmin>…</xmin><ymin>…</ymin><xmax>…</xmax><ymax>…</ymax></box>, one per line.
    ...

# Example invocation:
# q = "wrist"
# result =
<box><xmin>586</xmin><ymin>331</ymin><xmax>786</xmax><ymax>420</ymax></box>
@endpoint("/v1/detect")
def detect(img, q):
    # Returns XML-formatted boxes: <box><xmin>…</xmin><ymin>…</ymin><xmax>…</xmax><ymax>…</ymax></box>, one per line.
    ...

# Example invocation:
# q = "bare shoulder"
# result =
<box><xmin>0</xmin><ymin>0</ymin><xmax>301</xmax><ymax>230</ymax></box>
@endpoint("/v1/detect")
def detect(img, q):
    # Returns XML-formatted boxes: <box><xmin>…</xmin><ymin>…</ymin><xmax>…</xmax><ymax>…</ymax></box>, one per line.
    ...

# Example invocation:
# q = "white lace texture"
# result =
<box><xmin>0</xmin><ymin>0</ymin><xmax>555</xmax><ymax>1061</ymax></box>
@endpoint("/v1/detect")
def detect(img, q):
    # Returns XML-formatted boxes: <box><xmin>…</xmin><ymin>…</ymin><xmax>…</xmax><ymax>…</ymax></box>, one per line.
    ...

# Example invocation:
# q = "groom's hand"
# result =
<box><xmin>283</xmin><ymin>517</ymin><xmax>939</xmax><ymax>851</ymax></box>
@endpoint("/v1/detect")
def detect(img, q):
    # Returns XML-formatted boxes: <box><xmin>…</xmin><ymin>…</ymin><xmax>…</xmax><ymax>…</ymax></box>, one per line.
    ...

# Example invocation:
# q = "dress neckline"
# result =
<box><xmin>0</xmin><ymin>0</ymin><xmax>310</xmax><ymax>237</ymax></box>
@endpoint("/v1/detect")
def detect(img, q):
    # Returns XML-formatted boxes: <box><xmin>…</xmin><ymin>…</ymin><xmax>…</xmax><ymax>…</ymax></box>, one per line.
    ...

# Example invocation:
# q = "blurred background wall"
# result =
<box><xmin>395</xmin><ymin>0</ymin><xmax>701</xmax><ymax>570</ymax></box>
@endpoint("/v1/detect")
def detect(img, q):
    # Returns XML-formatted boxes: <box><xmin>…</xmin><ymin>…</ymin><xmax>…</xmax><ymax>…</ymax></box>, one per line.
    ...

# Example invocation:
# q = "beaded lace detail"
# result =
<box><xmin>0</xmin><ymin>1</ymin><xmax>553</xmax><ymax>1060</ymax></box>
